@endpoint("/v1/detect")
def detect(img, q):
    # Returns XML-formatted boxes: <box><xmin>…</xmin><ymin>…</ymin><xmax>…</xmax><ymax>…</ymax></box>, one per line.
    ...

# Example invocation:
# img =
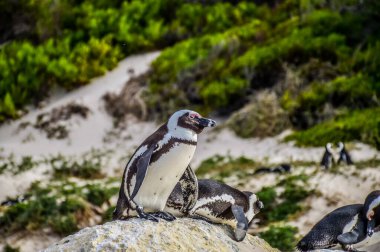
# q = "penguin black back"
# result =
<box><xmin>297</xmin><ymin>204</ymin><xmax>364</xmax><ymax>251</ymax></box>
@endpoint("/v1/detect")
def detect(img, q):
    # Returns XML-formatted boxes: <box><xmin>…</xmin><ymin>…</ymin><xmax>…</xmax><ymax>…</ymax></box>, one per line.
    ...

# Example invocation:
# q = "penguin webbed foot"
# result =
<box><xmin>136</xmin><ymin>206</ymin><xmax>159</xmax><ymax>222</ymax></box>
<box><xmin>151</xmin><ymin>211</ymin><xmax>176</xmax><ymax>221</ymax></box>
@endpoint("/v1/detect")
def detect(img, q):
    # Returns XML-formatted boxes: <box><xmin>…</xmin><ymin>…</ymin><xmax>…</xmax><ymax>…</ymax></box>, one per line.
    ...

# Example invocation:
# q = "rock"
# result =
<box><xmin>43</xmin><ymin>218</ymin><xmax>279</xmax><ymax>252</ymax></box>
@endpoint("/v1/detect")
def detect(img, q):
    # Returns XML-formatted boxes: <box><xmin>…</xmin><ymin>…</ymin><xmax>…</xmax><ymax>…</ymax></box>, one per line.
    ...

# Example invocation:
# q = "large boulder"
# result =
<box><xmin>43</xmin><ymin>218</ymin><xmax>278</xmax><ymax>252</ymax></box>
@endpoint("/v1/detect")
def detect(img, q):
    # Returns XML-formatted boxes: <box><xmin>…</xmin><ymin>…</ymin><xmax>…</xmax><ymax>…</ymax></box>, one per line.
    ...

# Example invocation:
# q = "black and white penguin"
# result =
<box><xmin>320</xmin><ymin>143</ymin><xmax>334</xmax><ymax>169</ymax></box>
<box><xmin>165</xmin><ymin>179</ymin><xmax>264</xmax><ymax>241</ymax></box>
<box><xmin>296</xmin><ymin>190</ymin><xmax>380</xmax><ymax>252</ymax></box>
<box><xmin>337</xmin><ymin>142</ymin><xmax>354</xmax><ymax>165</ymax></box>
<box><xmin>113</xmin><ymin>110</ymin><xmax>216</xmax><ymax>222</ymax></box>
<box><xmin>337</xmin><ymin>191</ymin><xmax>380</xmax><ymax>250</ymax></box>
<box><xmin>254</xmin><ymin>163</ymin><xmax>291</xmax><ymax>175</ymax></box>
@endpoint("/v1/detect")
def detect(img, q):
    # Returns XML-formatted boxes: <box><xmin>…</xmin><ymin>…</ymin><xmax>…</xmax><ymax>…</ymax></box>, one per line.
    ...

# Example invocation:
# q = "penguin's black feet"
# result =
<box><xmin>136</xmin><ymin>206</ymin><xmax>159</xmax><ymax>222</ymax></box>
<box><xmin>152</xmin><ymin>211</ymin><xmax>176</xmax><ymax>221</ymax></box>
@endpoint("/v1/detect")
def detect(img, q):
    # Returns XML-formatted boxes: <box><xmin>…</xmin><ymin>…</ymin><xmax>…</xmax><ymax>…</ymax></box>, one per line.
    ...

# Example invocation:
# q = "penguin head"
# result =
<box><xmin>244</xmin><ymin>192</ymin><xmax>264</xmax><ymax>215</ymax></box>
<box><xmin>337</xmin><ymin>142</ymin><xmax>344</xmax><ymax>152</ymax></box>
<box><xmin>168</xmin><ymin>110</ymin><xmax>216</xmax><ymax>135</ymax></box>
<box><xmin>296</xmin><ymin>240</ymin><xmax>313</xmax><ymax>252</ymax></box>
<box><xmin>326</xmin><ymin>142</ymin><xmax>333</xmax><ymax>152</ymax></box>
<box><xmin>363</xmin><ymin>190</ymin><xmax>380</xmax><ymax>237</ymax></box>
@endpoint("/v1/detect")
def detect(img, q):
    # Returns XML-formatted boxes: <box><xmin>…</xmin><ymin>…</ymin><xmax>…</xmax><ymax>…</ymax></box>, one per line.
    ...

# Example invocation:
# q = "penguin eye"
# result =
<box><xmin>189</xmin><ymin>114</ymin><xmax>195</xmax><ymax>119</ymax></box>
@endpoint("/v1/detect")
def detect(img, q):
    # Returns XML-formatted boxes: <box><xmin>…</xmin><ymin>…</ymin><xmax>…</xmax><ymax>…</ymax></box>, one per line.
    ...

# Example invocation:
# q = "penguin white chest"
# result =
<box><xmin>134</xmin><ymin>142</ymin><xmax>196</xmax><ymax>211</ymax></box>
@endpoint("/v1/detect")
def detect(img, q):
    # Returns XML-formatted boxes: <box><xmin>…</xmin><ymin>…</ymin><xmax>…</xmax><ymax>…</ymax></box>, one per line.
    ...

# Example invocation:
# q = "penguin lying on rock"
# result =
<box><xmin>113</xmin><ymin>110</ymin><xmax>215</xmax><ymax>222</ymax></box>
<box><xmin>165</xmin><ymin>179</ymin><xmax>264</xmax><ymax>241</ymax></box>
<box><xmin>254</xmin><ymin>163</ymin><xmax>291</xmax><ymax>175</ymax></box>
<box><xmin>296</xmin><ymin>190</ymin><xmax>380</xmax><ymax>252</ymax></box>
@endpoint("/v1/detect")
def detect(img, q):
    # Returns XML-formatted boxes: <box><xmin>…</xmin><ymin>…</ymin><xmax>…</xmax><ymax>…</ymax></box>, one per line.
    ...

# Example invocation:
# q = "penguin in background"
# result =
<box><xmin>296</xmin><ymin>190</ymin><xmax>380</xmax><ymax>252</ymax></box>
<box><xmin>321</xmin><ymin>143</ymin><xmax>334</xmax><ymax>169</ymax></box>
<box><xmin>113</xmin><ymin>110</ymin><xmax>216</xmax><ymax>222</ymax></box>
<box><xmin>337</xmin><ymin>142</ymin><xmax>354</xmax><ymax>165</ymax></box>
<box><xmin>165</xmin><ymin>179</ymin><xmax>264</xmax><ymax>242</ymax></box>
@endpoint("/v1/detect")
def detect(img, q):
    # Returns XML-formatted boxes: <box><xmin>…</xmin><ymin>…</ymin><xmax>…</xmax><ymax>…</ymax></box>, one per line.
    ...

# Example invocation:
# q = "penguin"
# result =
<box><xmin>0</xmin><ymin>195</ymin><xmax>27</xmax><ymax>207</ymax></box>
<box><xmin>337</xmin><ymin>142</ymin><xmax>354</xmax><ymax>165</ymax></box>
<box><xmin>165</xmin><ymin>179</ymin><xmax>264</xmax><ymax>241</ymax></box>
<box><xmin>113</xmin><ymin>110</ymin><xmax>216</xmax><ymax>222</ymax></box>
<box><xmin>254</xmin><ymin>163</ymin><xmax>291</xmax><ymax>175</ymax></box>
<box><xmin>320</xmin><ymin>143</ymin><xmax>334</xmax><ymax>169</ymax></box>
<box><xmin>337</xmin><ymin>191</ymin><xmax>380</xmax><ymax>251</ymax></box>
<box><xmin>296</xmin><ymin>190</ymin><xmax>380</xmax><ymax>252</ymax></box>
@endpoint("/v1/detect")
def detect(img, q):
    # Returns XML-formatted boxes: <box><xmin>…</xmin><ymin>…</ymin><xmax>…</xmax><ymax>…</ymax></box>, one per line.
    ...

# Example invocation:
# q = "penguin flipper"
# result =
<box><xmin>338</xmin><ymin>230</ymin><xmax>360</xmax><ymax>245</ymax></box>
<box><xmin>231</xmin><ymin>205</ymin><xmax>248</xmax><ymax>242</ymax></box>
<box><xmin>338</xmin><ymin>218</ymin><xmax>367</xmax><ymax>244</ymax></box>
<box><xmin>130</xmin><ymin>144</ymin><xmax>156</xmax><ymax>200</ymax></box>
<box><xmin>179</xmin><ymin>165</ymin><xmax>198</xmax><ymax>214</ymax></box>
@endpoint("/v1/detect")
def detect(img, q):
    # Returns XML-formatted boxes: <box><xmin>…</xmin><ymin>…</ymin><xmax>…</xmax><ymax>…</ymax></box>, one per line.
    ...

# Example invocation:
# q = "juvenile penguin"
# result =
<box><xmin>296</xmin><ymin>190</ymin><xmax>380</xmax><ymax>252</ymax></box>
<box><xmin>165</xmin><ymin>179</ymin><xmax>264</xmax><ymax>241</ymax></box>
<box><xmin>113</xmin><ymin>110</ymin><xmax>216</xmax><ymax>222</ymax></box>
<box><xmin>320</xmin><ymin>143</ymin><xmax>334</xmax><ymax>169</ymax></box>
<box><xmin>337</xmin><ymin>142</ymin><xmax>354</xmax><ymax>165</ymax></box>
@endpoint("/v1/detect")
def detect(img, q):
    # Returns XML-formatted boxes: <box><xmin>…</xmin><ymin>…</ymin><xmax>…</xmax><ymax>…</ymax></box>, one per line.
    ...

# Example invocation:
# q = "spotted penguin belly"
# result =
<box><xmin>134</xmin><ymin>143</ymin><xmax>196</xmax><ymax>212</ymax></box>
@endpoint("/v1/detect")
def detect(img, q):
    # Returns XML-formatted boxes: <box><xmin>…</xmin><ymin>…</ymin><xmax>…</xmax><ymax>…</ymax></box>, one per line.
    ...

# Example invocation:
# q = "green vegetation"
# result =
<box><xmin>0</xmin><ymin>0</ymin><xmax>261</xmax><ymax>121</ymax></box>
<box><xmin>0</xmin><ymin>155</ymin><xmax>37</xmax><ymax>175</ymax></box>
<box><xmin>3</xmin><ymin>244</ymin><xmax>20</xmax><ymax>252</ymax></box>
<box><xmin>0</xmin><ymin>180</ymin><xmax>118</xmax><ymax>236</ymax></box>
<box><xmin>259</xmin><ymin>225</ymin><xmax>299</xmax><ymax>251</ymax></box>
<box><xmin>256</xmin><ymin>174</ymin><xmax>313</xmax><ymax>223</ymax></box>
<box><xmin>195</xmin><ymin>155</ymin><xmax>255</xmax><ymax>180</ymax></box>
<box><xmin>140</xmin><ymin>0</ymin><xmax>380</xmax><ymax>146</ymax></box>
<box><xmin>1</xmin><ymin>0</ymin><xmax>379</xmax><ymax>147</ymax></box>
<box><xmin>285</xmin><ymin>107</ymin><xmax>380</xmax><ymax>149</ymax></box>
<box><xmin>50</xmin><ymin>152</ymin><xmax>105</xmax><ymax>179</ymax></box>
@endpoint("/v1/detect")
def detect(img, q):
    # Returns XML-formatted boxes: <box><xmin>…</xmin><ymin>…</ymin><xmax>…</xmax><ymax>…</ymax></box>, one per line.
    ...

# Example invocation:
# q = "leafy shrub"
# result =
<box><xmin>284</xmin><ymin>73</ymin><xmax>379</xmax><ymax>129</ymax></box>
<box><xmin>0</xmin><ymin>180</ymin><xmax>118</xmax><ymax>236</ymax></box>
<box><xmin>285</xmin><ymin>107</ymin><xmax>380</xmax><ymax>149</ymax></box>
<box><xmin>256</xmin><ymin>174</ymin><xmax>313</xmax><ymax>223</ymax></box>
<box><xmin>50</xmin><ymin>151</ymin><xmax>105</xmax><ymax>179</ymax></box>
<box><xmin>259</xmin><ymin>225</ymin><xmax>299</xmax><ymax>251</ymax></box>
<box><xmin>196</xmin><ymin>155</ymin><xmax>255</xmax><ymax>177</ymax></box>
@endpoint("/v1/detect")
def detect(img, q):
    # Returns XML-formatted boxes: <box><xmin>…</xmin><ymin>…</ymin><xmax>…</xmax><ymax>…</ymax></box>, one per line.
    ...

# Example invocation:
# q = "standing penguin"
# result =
<box><xmin>165</xmin><ymin>179</ymin><xmax>264</xmax><ymax>241</ymax></box>
<box><xmin>321</xmin><ymin>143</ymin><xmax>334</xmax><ymax>169</ymax></box>
<box><xmin>113</xmin><ymin>110</ymin><xmax>216</xmax><ymax>222</ymax></box>
<box><xmin>296</xmin><ymin>190</ymin><xmax>380</xmax><ymax>252</ymax></box>
<box><xmin>337</xmin><ymin>142</ymin><xmax>354</xmax><ymax>165</ymax></box>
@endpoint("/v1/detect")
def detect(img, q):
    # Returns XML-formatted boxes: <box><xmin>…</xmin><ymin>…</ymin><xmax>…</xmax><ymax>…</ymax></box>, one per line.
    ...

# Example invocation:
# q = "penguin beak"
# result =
<box><xmin>367</xmin><ymin>219</ymin><xmax>375</xmax><ymax>237</ymax></box>
<box><xmin>194</xmin><ymin>117</ymin><xmax>216</xmax><ymax>128</ymax></box>
<box><xmin>257</xmin><ymin>201</ymin><xmax>264</xmax><ymax>210</ymax></box>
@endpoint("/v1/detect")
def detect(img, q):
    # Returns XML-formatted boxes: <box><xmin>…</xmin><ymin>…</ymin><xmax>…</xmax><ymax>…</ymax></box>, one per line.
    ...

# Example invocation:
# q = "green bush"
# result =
<box><xmin>196</xmin><ymin>155</ymin><xmax>255</xmax><ymax>178</ymax></box>
<box><xmin>285</xmin><ymin>107</ymin><xmax>380</xmax><ymax>149</ymax></box>
<box><xmin>259</xmin><ymin>225</ymin><xmax>299</xmax><ymax>251</ymax></box>
<box><xmin>256</xmin><ymin>174</ymin><xmax>313</xmax><ymax>223</ymax></box>
<box><xmin>0</xmin><ymin>180</ymin><xmax>118</xmax><ymax>236</ymax></box>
